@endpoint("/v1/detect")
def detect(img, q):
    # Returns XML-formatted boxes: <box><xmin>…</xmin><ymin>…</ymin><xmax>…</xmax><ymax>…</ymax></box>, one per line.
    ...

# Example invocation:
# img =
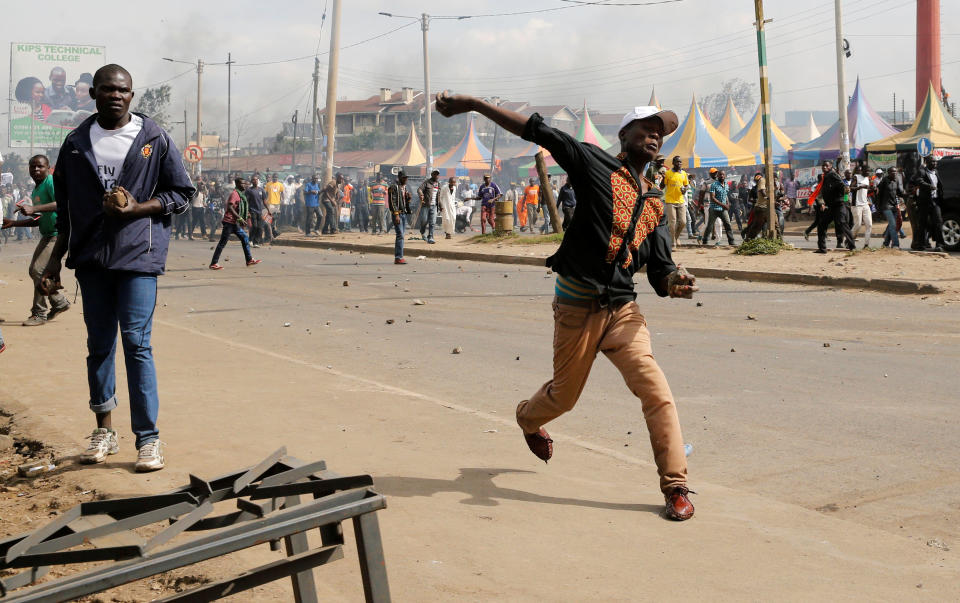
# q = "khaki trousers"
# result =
<box><xmin>665</xmin><ymin>202</ymin><xmax>687</xmax><ymax>248</ymax></box>
<box><xmin>516</xmin><ymin>299</ymin><xmax>687</xmax><ymax>493</ymax></box>
<box><xmin>29</xmin><ymin>235</ymin><xmax>68</xmax><ymax>317</ymax></box>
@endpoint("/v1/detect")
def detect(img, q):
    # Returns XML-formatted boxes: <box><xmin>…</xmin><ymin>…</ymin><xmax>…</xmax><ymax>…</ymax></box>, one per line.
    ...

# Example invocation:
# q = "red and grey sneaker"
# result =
<box><xmin>209</xmin><ymin>264</ymin><xmax>224</xmax><ymax>270</ymax></box>
<box><xmin>664</xmin><ymin>486</ymin><xmax>696</xmax><ymax>521</ymax></box>
<box><xmin>394</xmin><ymin>258</ymin><xmax>407</xmax><ymax>265</ymax></box>
<box><xmin>522</xmin><ymin>428</ymin><xmax>553</xmax><ymax>463</ymax></box>
<box><xmin>246</xmin><ymin>259</ymin><xmax>262</xmax><ymax>266</ymax></box>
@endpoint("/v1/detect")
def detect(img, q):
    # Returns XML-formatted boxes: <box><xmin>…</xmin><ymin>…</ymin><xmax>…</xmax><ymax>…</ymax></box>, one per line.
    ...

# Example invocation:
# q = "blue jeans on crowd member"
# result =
<box><xmin>210</xmin><ymin>222</ymin><xmax>253</xmax><ymax>265</ymax></box>
<box><xmin>776</xmin><ymin>207</ymin><xmax>785</xmax><ymax>234</ymax></box>
<box><xmin>418</xmin><ymin>204</ymin><xmax>436</xmax><ymax>241</ymax></box>
<box><xmin>393</xmin><ymin>213</ymin><xmax>407</xmax><ymax>258</ymax></box>
<box><xmin>76</xmin><ymin>268</ymin><xmax>160</xmax><ymax>449</ymax></box>
<box><xmin>882</xmin><ymin>209</ymin><xmax>900</xmax><ymax>247</ymax></box>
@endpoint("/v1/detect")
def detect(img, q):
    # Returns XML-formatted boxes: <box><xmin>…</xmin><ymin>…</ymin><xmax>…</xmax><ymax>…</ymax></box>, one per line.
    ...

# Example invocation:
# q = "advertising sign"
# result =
<box><xmin>9</xmin><ymin>42</ymin><xmax>106</xmax><ymax>148</ymax></box>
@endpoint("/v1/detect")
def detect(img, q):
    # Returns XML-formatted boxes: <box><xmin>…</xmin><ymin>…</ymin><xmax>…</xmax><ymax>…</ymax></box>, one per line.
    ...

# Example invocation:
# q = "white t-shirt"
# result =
<box><xmin>929</xmin><ymin>172</ymin><xmax>939</xmax><ymax>198</ymax></box>
<box><xmin>854</xmin><ymin>174</ymin><xmax>870</xmax><ymax>206</ymax></box>
<box><xmin>90</xmin><ymin>115</ymin><xmax>143</xmax><ymax>190</ymax></box>
<box><xmin>191</xmin><ymin>189</ymin><xmax>205</xmax><ymax>208</ymax></box>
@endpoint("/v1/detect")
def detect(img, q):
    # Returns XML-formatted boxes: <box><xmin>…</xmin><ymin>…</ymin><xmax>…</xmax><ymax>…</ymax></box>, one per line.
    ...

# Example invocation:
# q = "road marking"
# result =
<box><xmin>155</xmin><ymin>318</ymin><xmax>655</xmax><ymax>469</ymax></box>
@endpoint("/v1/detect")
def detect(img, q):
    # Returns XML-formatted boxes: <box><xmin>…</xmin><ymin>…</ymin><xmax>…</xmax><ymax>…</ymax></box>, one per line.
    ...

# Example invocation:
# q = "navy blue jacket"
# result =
<box><xmin>54</xmin><ymin>113</ymin><xmax>195</xmax><ymax>274</ymax></box>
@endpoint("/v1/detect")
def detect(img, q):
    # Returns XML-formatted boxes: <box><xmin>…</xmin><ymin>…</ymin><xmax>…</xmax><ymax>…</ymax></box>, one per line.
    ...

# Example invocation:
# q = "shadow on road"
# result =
<box><xmin>375</xmin><ymin>468</ymin><xmax>662</xmax><ymax>515</ymax></box>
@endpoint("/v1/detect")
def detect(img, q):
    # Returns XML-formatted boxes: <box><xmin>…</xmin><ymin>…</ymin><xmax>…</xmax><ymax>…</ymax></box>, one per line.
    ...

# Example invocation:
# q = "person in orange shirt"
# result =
<box><xmin>340</xmin><ymin>175</ymin><xmax>354</xmax><ymax>231</ymax></box>
<box><xmin>521</xmin><ymin>178</ymin><xmax>539</xmax><ymax>233</ymax></box>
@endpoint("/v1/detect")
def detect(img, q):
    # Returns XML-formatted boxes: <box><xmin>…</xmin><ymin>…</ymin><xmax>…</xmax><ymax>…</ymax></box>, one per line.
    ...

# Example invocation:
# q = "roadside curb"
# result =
<box><xmin>271</xmin><ymin>238</ymin><xmax>944</xmax><ymax>296</ymax></box>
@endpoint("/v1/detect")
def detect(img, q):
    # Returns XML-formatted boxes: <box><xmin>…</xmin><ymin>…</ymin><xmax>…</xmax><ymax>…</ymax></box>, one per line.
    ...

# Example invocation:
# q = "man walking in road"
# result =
<box><xmin>662</xmin><ymin>156</ymin><xmax>689</xmax><ymax>249</ymax></box>
<box><xmin>521</xmin><ymin>178</ymin><xmax>539</xmax><ymax>233</ymax></box>
<box><xmin>2</xmin><ymin>155</ymin><xmax>71</xmax><ymax>326</ymax></box>
<box><xmin>815</xmin><ymin>160</ymin><xmax>856</xmax><ymax>253</ymax></box>
<box><xmin>320</xmin><ymin>178</ymin><xmax>339</xmax><ymax>235</ymax></box>
<box><xmin>42</xmin><ymin>64</ymin><xmax>196</xmax><ymax>472</ymax></box>
<box><xmin>388</xmin><ymin>172</ymin><xmax>412</xmax><ymax>264</ymax></box>
<box><xmin>438</xmin><ymin>92</ymin><xmax>698</xmax><ymax>521</ymax></box>
<box><xmin>478</xmin><ymin>174</ymin><xmax>501</xmax><ymax>235</ymax></box>
<box><xmin>700</xmin><ymin>169</ymin><xmax>736</xmax><ymax>246</ymax></box>
<box><xmin>210</xmin><ymin>177</ymin><xmax>261</xmax><ymax>270</ymax></box>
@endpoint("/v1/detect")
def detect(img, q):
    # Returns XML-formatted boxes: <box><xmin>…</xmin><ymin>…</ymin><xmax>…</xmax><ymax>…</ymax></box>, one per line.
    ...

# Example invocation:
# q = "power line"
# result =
<box><xmin>231</xmin><ymin>21</ymin><xmax>418</xmax><ymax>67</ymax></box>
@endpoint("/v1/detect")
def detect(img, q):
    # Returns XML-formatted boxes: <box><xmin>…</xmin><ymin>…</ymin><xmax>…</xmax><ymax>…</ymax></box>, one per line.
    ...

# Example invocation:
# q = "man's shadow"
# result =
<box><xmin>375</xmin><ymin>468</ymin><xmax>662</xmax><ymax>515</ymax></box>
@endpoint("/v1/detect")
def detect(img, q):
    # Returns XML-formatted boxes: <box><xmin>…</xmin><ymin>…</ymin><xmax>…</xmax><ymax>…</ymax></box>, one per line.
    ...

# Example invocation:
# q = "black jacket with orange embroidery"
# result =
<box><xmin>521</xmin><ymin>113</ymin><xmax>675</xmax><ymax>306</ymax></box>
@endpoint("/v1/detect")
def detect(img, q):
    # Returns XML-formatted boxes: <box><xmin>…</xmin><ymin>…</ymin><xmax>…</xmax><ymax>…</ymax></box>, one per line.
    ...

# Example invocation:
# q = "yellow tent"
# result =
<box><xmin>384</xmin><ymin>128</ymin><xmax>427</xmax><ymax>166</ymax></box>
<box><xmin>716</xmin><ymin>98</ymin><xmax>746</xmax><ymax>140</ymax></box>
<box><xmin>866</xmin><ymin>82</ymin><xmax>960</xmax><ymax>152</ymax></box>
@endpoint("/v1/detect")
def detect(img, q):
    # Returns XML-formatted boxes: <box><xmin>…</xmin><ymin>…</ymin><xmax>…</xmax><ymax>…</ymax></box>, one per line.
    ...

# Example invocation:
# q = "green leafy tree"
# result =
<box><xmin>133</xmin><ymin>84</ymin><xmax>172</xmax><ymax>129</ymax></box>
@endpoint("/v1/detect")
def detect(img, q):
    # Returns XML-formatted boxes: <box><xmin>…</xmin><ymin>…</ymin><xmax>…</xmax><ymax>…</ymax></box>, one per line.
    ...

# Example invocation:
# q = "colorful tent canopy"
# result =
<box><xmin>384</xmin><ymin>128</ymin><xmax>426</xmax><ymax>166</ymax></box>
<box><xmin>733</xmin><ymin>107</ymin><xmax>795</xmax><ymax>166</ymax></box>
<box><xmin>513</xmin><ymin>140</ymin><xmax>547</xmax><ymax>158</ymax></box>
<box><xmin>716</xmin><ymin>98</ymin><xmax>745</xmax><ymax>140</ymax></box>
<box><xmin>789</xmin><ymin>79</ymin><xmax>897</xmax><ymax>162</ymax></box>
<box><xmin>577</xmin><ymin>108</ymin><xmax>611</xmax><ymax>148</ymax></box>
<box><xmin>519</xmin><ymin>108</ymin><xmax>612</xmax><ymax>176</ymax></box>
<box><xmin>865</xmin><ymin>82</ymin><xmax>960</xmax><ymax>152</ymax></box>
<box><xmin>434</xmin><ymin>117</ymin><xmax>492</xmax><ymax>175</ymax></box>
<box><xmin>802</xmin><ymin>113</ymin><xmax>821</xmax><ymax>142</ymax></box>
<box><xmin>659</xmin><ymin>96</ymin><xmax>757</xmax><ymax>167</ymax></box>
<box><xmin>649</xmin><ymin>88</ymin><xmax>661</xmax><ymax>110</ymax></box>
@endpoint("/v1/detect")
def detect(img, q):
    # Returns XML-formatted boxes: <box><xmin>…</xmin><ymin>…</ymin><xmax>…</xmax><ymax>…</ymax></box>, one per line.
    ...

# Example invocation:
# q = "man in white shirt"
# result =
<box><xmin>850</xmin><ymin>164</ymin><xmax>873</xmax><ymax>248</ymax></box>
<box><xmin>43</xmin><ymin>64</ymin><xmax>195</xmax><ymax>473</ymax></box>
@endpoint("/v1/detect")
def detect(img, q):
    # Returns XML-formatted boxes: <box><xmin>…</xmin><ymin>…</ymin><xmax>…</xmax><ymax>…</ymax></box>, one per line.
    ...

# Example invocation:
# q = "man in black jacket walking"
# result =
<box><xmin>912</xmin><ymin>157</ymin><xmax>946</xmax><ymax>251</ymax></box>
<box><xmin>815</xmin><ymin>160</ymin><xmax>855</xmax><ymax>253</ymax></box>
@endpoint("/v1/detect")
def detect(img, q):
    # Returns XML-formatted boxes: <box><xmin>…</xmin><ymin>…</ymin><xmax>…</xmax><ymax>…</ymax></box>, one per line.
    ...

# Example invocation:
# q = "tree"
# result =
<box><xmin>133</xmin><ymin>85</ymin><xmax>172</xmax><ymax>130</ymax></box>
<box><xmin>701</xmin><ymin>78</ymin><xmax>757</xmax><ymax>125</ymax></box>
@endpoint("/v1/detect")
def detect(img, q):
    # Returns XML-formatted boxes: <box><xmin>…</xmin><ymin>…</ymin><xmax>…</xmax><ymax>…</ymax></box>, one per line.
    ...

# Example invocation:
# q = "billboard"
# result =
<box><xmin>9</xmin><ymin>42</ymin><xmax>106</xmax><ymax>148</ymax></box>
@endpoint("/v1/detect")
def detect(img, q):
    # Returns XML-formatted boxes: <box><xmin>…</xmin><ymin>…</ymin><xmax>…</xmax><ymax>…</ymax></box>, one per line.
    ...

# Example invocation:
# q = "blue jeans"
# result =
<box><xmin>418</xmin><ymin>204</ymin><xmax>436</xmax><ymax>240</ymax></box>
<box><xmin>76</xmin><ymin>268</ymin><xmax>160</xmax><ymax>449</ymax></box>
<box><xmin>882</xmin><ymin>209</ymin><xmax>899</xmax><ymax>247</ymax></box>
<box><xmin>393</xmin><ymin>213</ymin><xmax>406</xmax><ymax>258</ymax></box>
<box><xmin>211</xmin><ymin>222</ymin><xmax>253</xmax><ymax>265</ymax></box>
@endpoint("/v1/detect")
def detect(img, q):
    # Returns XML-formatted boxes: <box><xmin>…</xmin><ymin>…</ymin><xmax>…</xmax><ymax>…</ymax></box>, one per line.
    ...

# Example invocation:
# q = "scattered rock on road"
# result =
<box><xmin>343</xmin><ymin>280</ymin><xmax>349</xmax><ymax>287</ymax></box>
<box><xmin>413</xmin><ymin>299</ymin><xmax>426</xmax><ymax>305</ymax></box>
<box><xmin>452</xmin><ymin>346</ymin><xmax>462</xmax><ymax>354</ymax></box>
<box><xmin>386</xmin><ymin>319</ymin><xmax>395</xmax><ymax>325</ymax></box>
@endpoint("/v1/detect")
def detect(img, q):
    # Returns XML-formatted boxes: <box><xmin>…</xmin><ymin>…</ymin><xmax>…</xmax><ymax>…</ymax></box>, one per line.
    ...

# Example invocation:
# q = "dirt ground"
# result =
<box><xmin>2</xmin><ymin>239</ymin><xmax>959</xmax><ymax>601</ymax></box>
<box><xmin>283</xmin><ymin>230</ymin><xmax>960</xmax><ymax>300</ymax></box>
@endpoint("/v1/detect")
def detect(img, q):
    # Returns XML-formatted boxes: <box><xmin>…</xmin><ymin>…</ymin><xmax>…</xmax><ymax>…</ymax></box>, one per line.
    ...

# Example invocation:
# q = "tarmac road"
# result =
<box><xmin>1</xmin><ymin>238</ymin><xmax>958</xmax><ymax>600</ymax></box>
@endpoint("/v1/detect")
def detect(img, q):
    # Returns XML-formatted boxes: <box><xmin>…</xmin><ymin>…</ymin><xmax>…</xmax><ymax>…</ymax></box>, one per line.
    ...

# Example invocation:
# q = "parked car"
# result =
<box><xmin>938</xmin><ymin>156</ymin><xmax>960</xmax><ymax>251</ymax></box>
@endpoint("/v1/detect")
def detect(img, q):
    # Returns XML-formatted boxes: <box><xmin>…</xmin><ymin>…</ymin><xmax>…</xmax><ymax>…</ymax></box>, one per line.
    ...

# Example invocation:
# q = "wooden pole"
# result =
<box><xmin>534</xmin><ymin>151</ymin><xmax>563</xmax><ymax>234</ymax></box>
<box><xmin>753</xmin><ymin>0</ymin><xmax>777</xmax><ymax>238</ymax></box>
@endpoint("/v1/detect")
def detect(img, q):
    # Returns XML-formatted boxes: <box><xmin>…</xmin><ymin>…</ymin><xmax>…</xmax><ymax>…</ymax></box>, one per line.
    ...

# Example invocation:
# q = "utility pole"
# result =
<box><xmin>322</xmin><ymin>0</ymin><xmax>342</xmax><ymax>183</ymax></box>
<box><xmin>196</xmin><ymin>58</ymin><xmax>204</xmax><ymax>178</ymax></box>
<box><xmin>753</xmin><ymin>0</ymin><xmax>777</xmax><ymax>238</ymax></box>
<box><xmin>311</xmin><ymin>57</ymin><xmax>320</xmax><ymax>174</ymax></box>
<box><xmin>226</xmin><ymin>52</ymin><xmax>233</xmax><ymax>176</ymax></box>
<box><xmin>183</xmin><ymin>109</ymin><xmax>188</xmax><ymax>150</ymax></box>
<box><xmin>421</xmin><ymin>13</ymin><xmax>434</xmax><ymax>172</ymax></box>
<box><xmin>834</xmin><ymin>0</ymin><xmax>850</xmax><ymax>170</ymax></box>
<box><xmin>291</xmin><ymin>109</ymin><xmax>299</xmax><ymax>172</ymax></box>
<box><xmin>488</xmin><ymin>99</ymin><xmax>501</xmax><ymax>175</ymax></box>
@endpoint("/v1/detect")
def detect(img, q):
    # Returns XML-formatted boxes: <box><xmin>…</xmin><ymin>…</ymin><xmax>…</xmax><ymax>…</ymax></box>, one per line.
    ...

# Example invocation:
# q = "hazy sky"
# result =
<box><xmin>3</xmin><ymin>0</ymin><xmax>958</xmax><ymax>151</ymax></box>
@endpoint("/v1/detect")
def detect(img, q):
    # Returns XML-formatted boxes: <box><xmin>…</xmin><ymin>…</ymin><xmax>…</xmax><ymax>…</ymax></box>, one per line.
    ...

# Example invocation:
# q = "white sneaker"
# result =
<box><xmin>135</xmin><ymin>440</ymin><xmax>165</xmax><ymax>472</ymax></box>
<box><xmin>80</xmin><ymin>428</ymin><xmax>119</xmax><ymax>464</ymax></box>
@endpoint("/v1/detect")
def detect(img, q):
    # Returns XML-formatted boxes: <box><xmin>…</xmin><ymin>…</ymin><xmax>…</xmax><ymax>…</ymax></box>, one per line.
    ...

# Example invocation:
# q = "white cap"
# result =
<box><xmin>619</xmin><ymin>106</ymin><xmax>679</xmax><ymax>136</ymax></box>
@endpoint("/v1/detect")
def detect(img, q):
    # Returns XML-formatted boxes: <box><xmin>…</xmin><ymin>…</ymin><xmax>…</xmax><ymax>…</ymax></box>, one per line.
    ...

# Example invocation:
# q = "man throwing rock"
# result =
<box><xmin>437</xmin><ymin>92</ymin><xmax>698</xmax><ymax>521</ymax></box>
